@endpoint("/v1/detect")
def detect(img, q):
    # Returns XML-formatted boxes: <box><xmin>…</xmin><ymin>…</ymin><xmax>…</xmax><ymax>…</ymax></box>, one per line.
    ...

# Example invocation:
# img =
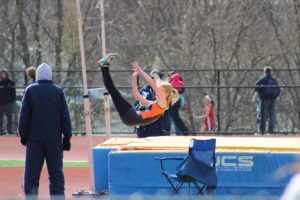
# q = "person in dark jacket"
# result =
<box><xmin>169</xmin><ymin>72</ymin><xmax>189</xmax><ymax>135</ymax></box>
<box><xmin>18</xmin><ymin>63</ymin><xmax>72</xmax><ymax>199</ymax></box>
<box><xmin>0</xmin><ymin>69</ymin><xmax>16</xmax><ymax>135</ymax></box>
<box><xmin>134</xmin><ymin>70</ymin><xmax>171</xmax><ymax>137</ymax></box>
<box><xmin>255</xmin><ymin>66</ymin><xmax>280</xmax><ymax>134</ymax></box>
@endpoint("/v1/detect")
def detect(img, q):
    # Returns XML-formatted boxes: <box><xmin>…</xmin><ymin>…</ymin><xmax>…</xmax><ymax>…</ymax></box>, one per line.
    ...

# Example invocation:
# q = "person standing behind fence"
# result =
<box><xmin>26</xmin><ymin>66</ymin><xmax>36</xmax><ymax>84</ymax></box>
<box><xmin>18</xmin><ymin>63</ymin><xmax>72</xmax><ymax>199</ymax></box>
<box><xmin>194</xmin><ymin>95</ymin><xmax>215</xmax><ymax>132</ymax></box>
<box><xmin>169</xmin><ymin>72</ymin><xmax>189</xmax><ymax>135</ymax></box>
<box><xmin>0</xmin><ymin>69</ymin><xmax>16</xmax><ymax>135</ymax></box>
<box><xmin>255</xmin><ymin>66</ymin><xmax>280</xmax><ymax>134</ymax></box>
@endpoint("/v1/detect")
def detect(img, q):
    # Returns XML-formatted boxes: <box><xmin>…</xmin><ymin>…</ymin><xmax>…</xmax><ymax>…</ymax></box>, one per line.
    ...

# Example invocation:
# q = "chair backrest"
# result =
<box><xmin>176</xmin><ymin>138</ymin><xmax>217</xmax><ymax>186</ymax></box>
<box><xmin>189</xmin><ymin>139</ymin><xmax>216</xmax><ymax>167</ymax></box>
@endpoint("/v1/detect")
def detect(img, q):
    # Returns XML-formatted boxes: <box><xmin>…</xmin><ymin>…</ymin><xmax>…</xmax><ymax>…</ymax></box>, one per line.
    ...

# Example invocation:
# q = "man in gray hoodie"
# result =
<box><xmin>18</xmin><ymin>63</ymin><xmax>72</xmax><ymax>199</ymax></box>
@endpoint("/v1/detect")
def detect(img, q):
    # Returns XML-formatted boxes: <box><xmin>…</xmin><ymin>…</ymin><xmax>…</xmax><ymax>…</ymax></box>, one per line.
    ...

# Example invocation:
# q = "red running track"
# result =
<box><xmin>0</xmin><ymin>135</ymin><xmax>105</xmax><ymax>199</ymax></box>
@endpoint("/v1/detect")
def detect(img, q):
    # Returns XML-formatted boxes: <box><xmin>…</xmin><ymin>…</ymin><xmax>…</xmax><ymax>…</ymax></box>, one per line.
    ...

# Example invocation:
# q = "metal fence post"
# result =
<box><xmin>217</xmin><ymin>69</ymin><xmax>221</xmax><ymax>134</ymax></box>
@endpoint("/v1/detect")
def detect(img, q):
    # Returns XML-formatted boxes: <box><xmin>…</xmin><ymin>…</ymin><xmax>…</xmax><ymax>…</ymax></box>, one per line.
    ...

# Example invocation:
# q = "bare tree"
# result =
<box><xmin>55</xmin><ymin>0</ymin><xmax>64</xmax><ymax>82</ymax></box>
<box><xmin>34</xmin><ymin>0</ymin><xmax>42</xmax><ymax>64</ymax></box>
<box><xmin>16</xmin><ymin>0</ymin><xmax>30</xmax><ymax>68</ymax></box>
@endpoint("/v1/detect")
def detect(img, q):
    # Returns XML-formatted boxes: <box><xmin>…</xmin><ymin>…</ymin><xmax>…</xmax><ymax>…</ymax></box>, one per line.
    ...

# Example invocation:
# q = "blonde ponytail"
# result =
<box><xmin>159</xmin><ymin>83</ymin><xmax>179</xmax><ymax>109</ymax></box>
<box><xmin>169</xmin><ymin>88</ymin><xmax>179</xmax><ymax>105</ymax></box>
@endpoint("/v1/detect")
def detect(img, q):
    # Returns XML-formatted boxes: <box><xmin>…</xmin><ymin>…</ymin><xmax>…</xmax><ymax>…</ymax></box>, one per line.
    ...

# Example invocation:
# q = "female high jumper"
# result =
<box><xmin>98</xmin><ymin>53</ymin><xmax>179</xmax><ymax>126</ymax></box>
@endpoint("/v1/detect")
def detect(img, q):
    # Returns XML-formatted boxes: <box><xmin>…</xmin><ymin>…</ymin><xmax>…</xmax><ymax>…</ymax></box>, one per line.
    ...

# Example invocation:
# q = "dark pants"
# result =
<box><xmin>101</xmin><ymin>67</ymin><xmax>132</xmax><ymax>116</ymax></box>
<box><xmin>169</xmin><ymin>99</ymin><xmax>189</xmax><ymax>135</ymax></box>
<box><xmin>260</xmin><ymin>99</ymin><xmax>276</xmax><ymax>134</ymax></box>
<box><xmin>136</xmin><ymin>120</ymin><xmax>165</xmax><ymax>138</ymax></box>
<box><xmin>0</xmin><ymin>103</ymin><xmax>13</xmax><ymax>134</ymax></box>
<box><xmin>160</xmin><ymin>110</ymin><xmax>171</xmax><ymax>134</ymax></box>
<box><xmin>24</xmin><ymin>141</ymin><xmax>65</xmax><ymax>200</ymax></box>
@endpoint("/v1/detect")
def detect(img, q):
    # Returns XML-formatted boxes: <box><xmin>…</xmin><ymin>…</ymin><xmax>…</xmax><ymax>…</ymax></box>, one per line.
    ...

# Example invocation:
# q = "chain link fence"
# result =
<box><xmin>3</xmin><ymin>68</ymin><xmax>300</xmax><ymax>135</ymax></box>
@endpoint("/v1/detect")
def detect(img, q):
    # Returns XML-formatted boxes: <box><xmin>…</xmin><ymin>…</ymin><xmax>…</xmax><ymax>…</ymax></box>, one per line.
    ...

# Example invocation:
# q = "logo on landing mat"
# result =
<box><xmin>216</xmin><ymin>155</ymin><xmax>254</xmax><ymax>172</ymax></box>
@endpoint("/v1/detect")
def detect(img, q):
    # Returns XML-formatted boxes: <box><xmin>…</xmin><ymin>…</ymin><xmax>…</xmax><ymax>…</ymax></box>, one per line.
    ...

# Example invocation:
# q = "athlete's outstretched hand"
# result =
<box><xmin>132</xmin><ymin>61</ymin><xmax>142</xmax><ymax>73</ymax></box>
<box><xmin>133</xmin><ymin>71</ymin><xmax>140</xmax><ymax>77</ymax></box>
<box><xmin>132</xmin><ymin>61</ymin><xmax>140</xmax><ymax>77</ymax></box>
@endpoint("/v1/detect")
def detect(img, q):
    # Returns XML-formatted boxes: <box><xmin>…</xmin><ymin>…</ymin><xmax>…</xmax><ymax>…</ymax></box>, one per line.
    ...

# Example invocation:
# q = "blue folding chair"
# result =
<box><xmin>155</xmin><ymin>138</ymin><xmax>217</xmax><ymax>197</ymax></box>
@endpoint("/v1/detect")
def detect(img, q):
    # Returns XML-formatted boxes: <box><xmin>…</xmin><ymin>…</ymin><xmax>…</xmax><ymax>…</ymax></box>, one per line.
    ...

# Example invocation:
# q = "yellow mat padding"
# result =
<box><xmin>96</xmin><ymin>136</ymin><xmax>300</xmax><ymax>153</ymax></box>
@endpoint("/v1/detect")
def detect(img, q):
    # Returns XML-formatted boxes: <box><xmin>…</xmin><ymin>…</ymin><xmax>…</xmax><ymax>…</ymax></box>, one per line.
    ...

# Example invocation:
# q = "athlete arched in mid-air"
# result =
<box><xmin>98</xmin><ymin>53</ymin><xmax>179</xmax><ymax>126</ymax></box>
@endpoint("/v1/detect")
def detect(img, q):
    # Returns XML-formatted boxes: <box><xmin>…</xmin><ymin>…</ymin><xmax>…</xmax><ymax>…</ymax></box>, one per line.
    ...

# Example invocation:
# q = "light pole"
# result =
<box><xmin>99</xmin><ymin>0</ymin><xmax>112</xmax><ymax>140</ymax></box>
<box><xmin>75</xmin><ymin>0</ymin><xmax>95</xmax><ymax>193</ymax></box>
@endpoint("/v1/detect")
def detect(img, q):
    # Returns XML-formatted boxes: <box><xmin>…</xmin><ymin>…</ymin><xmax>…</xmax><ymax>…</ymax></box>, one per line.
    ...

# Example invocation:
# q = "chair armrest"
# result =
<box><xmin>155</xmin><ymin>157</ymin><xmax>185</xmax><ymax>173</ymax></box>
<box><xmin>154</xmin><ymin>157</ymin><xmax>185</xmax><ymax>161</ymax></box>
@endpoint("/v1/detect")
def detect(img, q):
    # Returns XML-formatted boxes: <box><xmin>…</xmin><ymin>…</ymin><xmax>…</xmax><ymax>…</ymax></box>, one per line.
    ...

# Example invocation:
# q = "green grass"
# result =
<box><xmin>0</xmin><ymin>160</ymin><xmax>88</xmax><ymax>167</ymax></box>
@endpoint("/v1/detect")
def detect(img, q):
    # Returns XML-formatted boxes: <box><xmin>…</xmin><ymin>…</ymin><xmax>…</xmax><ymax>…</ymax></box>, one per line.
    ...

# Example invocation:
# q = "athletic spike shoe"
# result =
<box><xmin>98</xmin><ymin>53</ymin><xmax>118</xmax><ymax>68</ymax></box>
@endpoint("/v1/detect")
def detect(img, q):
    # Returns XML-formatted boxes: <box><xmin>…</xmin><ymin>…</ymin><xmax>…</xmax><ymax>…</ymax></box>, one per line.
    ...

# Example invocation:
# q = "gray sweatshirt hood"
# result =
<box><xmin>36</xmin><ymin>63</ymin><xmax>52</xmax><ymax>81</ymax></box>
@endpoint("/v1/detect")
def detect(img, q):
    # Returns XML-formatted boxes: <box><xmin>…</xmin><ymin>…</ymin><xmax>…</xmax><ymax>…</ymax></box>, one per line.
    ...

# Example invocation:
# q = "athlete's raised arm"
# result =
<box><xmin>132</xmin><ymin>61</ymin><xmax>167</xmax><ymax>107</ymax></box>
<box><xmin>132</xmin><ymin>69</ymin><xmax>153</xmax><ymax>107</ymax></box>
